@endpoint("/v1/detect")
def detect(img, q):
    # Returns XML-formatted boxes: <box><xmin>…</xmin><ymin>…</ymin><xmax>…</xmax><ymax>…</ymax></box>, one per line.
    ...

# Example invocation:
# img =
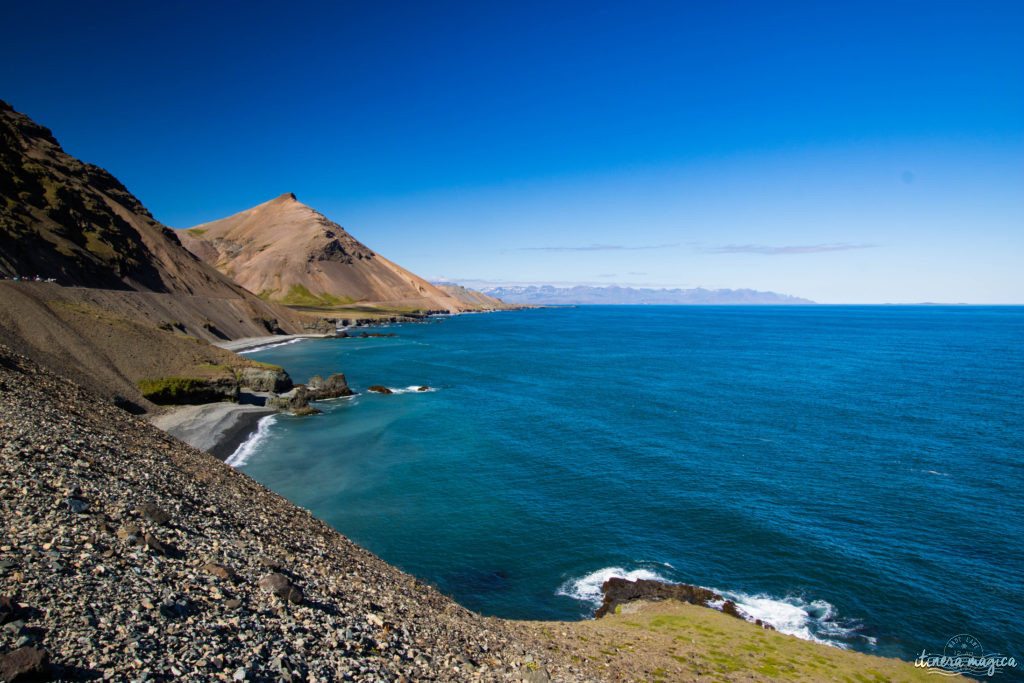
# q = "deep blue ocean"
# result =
<box><xmin>232</xmin><ymin>306</ymin><xmax>1023</xmax><ymax>663</ymax></box>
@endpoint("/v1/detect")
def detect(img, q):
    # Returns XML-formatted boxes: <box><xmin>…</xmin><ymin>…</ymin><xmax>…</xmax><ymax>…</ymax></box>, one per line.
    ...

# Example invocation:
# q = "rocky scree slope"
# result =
<box><xmin>0</xmin><ymin>345</ymin><xmax>597</xmax><ymax>681</ymax></box>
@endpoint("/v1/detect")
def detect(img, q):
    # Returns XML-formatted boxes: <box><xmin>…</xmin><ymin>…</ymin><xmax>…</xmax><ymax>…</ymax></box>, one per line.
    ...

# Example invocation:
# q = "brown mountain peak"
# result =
<box><xmin>179</xmin><ymin>198</ymin><xmax>473</xmax><ymax>311</ymax></box>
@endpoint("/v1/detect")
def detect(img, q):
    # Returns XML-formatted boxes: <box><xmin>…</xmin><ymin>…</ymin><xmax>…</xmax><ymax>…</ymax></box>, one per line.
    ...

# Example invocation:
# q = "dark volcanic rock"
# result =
<box><xmin>258</xmin><ymin>573</ymin><xmax>303</xmax><ymax>604</ymax></box>
<box><xmin>306</xmin><ymin>373</ymin><xmax>353</xmax><ymax>400</ymax></box>
<box><xmin>140</xmin><ymin>503</ymin><xmax>171</xmax><ymax>525</ymax></box>
<box><xmin>202</xmin><ymin>563</ymin><xmax>237</xmax><ymax>581</ymax></box>
<box><xmin>0</xmin><ymin>645</ymin><xmax>48</xmax><ymax>681</ymax></box>
<box><xmin>367</xmin><ymin>385</ymin><xmax>393</xmax><ymax>394</ymax></box>
<box><xmin>0</xmin><ymin>595</ymin><xmax>16</xmax><ymax>625</ymax></box>
<box><xmin>202</xmin><ymin>561</ymin><xmax>236</xmax><ymax>581</ymax></box>
<box><xmin>596</xmin><ymin>578</ymin><xmax>723</xmax><ymax>618</ymax></box>
<box><xmin>721</xmin><ymin>600</ymin><xmax>742</xmax><ymax>619</ymax></box>
<box><xmin>265</xmin><ymin>386</ymin><xmax>322</xmax><ymax>416</ymax></box>
<box><xmin>416</xmin><ymin>386</ymin><xmax>430</xmax><ymax>392</ymax></box>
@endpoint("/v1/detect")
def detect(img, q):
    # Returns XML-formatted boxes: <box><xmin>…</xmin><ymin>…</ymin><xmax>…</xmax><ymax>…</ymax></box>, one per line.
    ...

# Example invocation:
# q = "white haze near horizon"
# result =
<box><xmin>318</xmin><ymin>143</ymin><xmax>1024</xmax><ymax>306</ymax></box>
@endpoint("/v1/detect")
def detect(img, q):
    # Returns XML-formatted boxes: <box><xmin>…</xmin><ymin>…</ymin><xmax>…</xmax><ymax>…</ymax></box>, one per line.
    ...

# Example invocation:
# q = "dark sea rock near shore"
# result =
<box><xmin>306</xmin><ymin>373</ymin><xmax>353</xmax><ymax>399</ymax></box>
<box><xmin>0</xmin><ymin>344</ymin><xmax>594</xmax><ymax>680</ymax></box>
<box><xmin>597</xmin><ymin>577</ymin><xmax>722</xmax><ymax>618</ymax></box>
<box><xmin>596</xmin><ymin>578</ymin><xmax>775</xmax><ymax>630</ymax></box>
<box><xmin>367</xmin><ymin>385</ymin><xmax>393</xmax><ymax>394</ymax></box>
<box><xmin>264</xmin><ymin>386</ymin><xmax>314</xmax><ymax>415</ymax></box>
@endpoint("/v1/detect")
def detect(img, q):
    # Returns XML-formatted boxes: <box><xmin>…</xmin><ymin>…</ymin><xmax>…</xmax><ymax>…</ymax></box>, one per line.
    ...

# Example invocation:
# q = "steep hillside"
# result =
<box><xmin>2</xmin><ymin>100</ymin><xmax>243</xmax><ymax>298</ymax></box>
<box><xmin>178</xmin><ymin>194</ymin><xmax>473</xmax><ymax>312</ymax></box>
<box><xmin>0</xmin><ymin>100</ymin><xmax>325</xmax><ymax>408</ymax></box>
<box><xmin>0</xmin><ymin>345</ymin><xmax>593</xmax><ymax>681</ymax></box>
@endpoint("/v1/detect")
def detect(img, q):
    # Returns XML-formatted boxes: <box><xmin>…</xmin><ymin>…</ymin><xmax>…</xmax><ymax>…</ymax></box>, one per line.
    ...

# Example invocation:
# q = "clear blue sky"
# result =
<box><xmin>2</xmin><ymin>1</ymin><xmax>1021</xmax><ymax>302</ymax></box>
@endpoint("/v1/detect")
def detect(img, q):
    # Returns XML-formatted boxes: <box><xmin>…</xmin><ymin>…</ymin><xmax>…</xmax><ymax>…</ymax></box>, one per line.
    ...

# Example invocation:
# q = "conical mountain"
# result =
<box><xmin>179</xmin><ymin>194</ymin><xmax>471</xmax><ymax>312</ymax></box>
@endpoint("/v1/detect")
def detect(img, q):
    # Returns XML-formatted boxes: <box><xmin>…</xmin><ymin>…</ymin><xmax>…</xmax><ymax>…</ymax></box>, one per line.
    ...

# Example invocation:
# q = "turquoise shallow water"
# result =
<box><xmin>233</xmin><ymin>306</ymin><xmax>1024</xmax><ymax>663</ymax></box>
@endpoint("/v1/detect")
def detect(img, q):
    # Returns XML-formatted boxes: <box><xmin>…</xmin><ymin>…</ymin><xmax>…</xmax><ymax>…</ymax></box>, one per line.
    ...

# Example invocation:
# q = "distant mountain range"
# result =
<box><xmin>477</xmin><ymin>285</ymin><xmax>814</xmax><ymax>305</ymax></box>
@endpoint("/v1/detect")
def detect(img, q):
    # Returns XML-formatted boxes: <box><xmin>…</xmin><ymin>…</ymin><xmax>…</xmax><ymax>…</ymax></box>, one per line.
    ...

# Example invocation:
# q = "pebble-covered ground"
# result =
<box><xmin>0</xmin><ymin>345</ymin><xmax>600</xmax><ymax>682</ymax></box>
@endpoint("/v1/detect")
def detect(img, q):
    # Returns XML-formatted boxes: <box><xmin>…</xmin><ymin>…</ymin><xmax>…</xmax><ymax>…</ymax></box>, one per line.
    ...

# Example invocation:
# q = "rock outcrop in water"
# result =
<box><xmin>597</xmin><ymin>577</ymin><xmax>723</xmax><ymax>618</ymax></box>
<box><xmin>307</xmin><ymin>373</ymin><xmax>353</xmax><ymax>399</ymax></box>
<box><xmin>596</xmin><ymin>578</ymin><xmax>775</xmax><ymax>630</ymax></box>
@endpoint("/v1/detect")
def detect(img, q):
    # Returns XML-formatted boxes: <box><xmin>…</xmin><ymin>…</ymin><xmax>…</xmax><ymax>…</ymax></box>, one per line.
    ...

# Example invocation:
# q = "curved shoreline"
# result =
<box><xmin>214</xmin><ymin>333</ymin><xmax>331</xmax><ymax>353</ymax></box>
<box><xmin>148</xmin><ymin>402</ymin><xmax>275</xmax><ymax>462</ymax></box>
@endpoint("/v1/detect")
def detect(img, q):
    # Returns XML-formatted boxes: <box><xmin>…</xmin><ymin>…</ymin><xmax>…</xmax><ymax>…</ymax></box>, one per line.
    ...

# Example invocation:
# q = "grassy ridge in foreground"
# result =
<box><xmin>514</xmin><ymin>600</ymin><xmax>960</xmax><ymax>682</ymax></box>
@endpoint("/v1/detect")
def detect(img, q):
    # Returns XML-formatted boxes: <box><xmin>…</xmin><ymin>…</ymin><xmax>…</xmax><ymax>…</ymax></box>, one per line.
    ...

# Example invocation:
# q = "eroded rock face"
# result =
<box><xmin>138</xmin><ymin>376</ymin><xmax>239</xmax><ymax>405</ymax></box>
<box><xmin>300</xmin><ymin>318</ymin><xmax>335</xmax><ymax>334</ymax></box>
<box><xmin>596</xmin><ymin>578</ymin><xmax>723</xmax><ymax>618</ymax></box>
<box><xmin>265</xmin><ymin>386</ymin><xmax>322</xmax><ymax>416</ymax></box>
<box><xmin>237</xmin><ymin>366</ymin><xmax>293</xmax><ymax>393</ymax></box>
<box><xmin>306</xmin><ymin>373</ymin><xmax>352</xmax><ymax>400</ymax></box>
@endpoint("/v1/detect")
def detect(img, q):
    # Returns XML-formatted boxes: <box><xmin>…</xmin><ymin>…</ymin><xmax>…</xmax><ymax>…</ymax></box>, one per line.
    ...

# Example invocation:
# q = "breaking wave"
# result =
<box><xmin>556</xmin><ymin>566</ymin><xmax>670</xmax><ymax>605</ymax></box>
<box><xmin>557</xmin><ymin>566</ymin><xmax>872</xmax><ymax>649</ymax></box>
<box><xmin>225</xmin><ymin>414</ymin><xmax>278</xmax><ymax>468</ymax></box>
<box><xmin>385</xmin><ymin>385</ymin><xmax>437</xmax><ymax>394</ymax></box>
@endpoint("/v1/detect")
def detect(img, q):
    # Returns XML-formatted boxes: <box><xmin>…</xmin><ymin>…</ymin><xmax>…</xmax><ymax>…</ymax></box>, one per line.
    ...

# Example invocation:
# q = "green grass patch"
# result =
<box><xmin>137</xmin><ymin>377</ymin><xmax>232</xmax><ymax>405</ymax></box>
<box><xmin>198</xmin><ymin>363</ymin><xmax>233</xmax><ymax>373</ymax></box>
<box><xmin>272</xmin><ymin>284</ymin><xmax>356</xmax><ymax>308</ymax></box>
<box><xmin>186</xmin><ymin>227</ymin><xmax>208</xmax><ymax>236</ymax></box>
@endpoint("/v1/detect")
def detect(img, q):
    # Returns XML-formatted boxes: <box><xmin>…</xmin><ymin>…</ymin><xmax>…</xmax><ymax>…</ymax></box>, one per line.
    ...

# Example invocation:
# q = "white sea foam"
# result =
<box><xmin>556</xmin><ymin>566</ymin><xmax>670</xmax><ymax>605</ymax></box>
<box><xmin>559</xmin><ymin>567</ymin><xmax>869</xmax><ymax>649</ymax></box>
<box><xmin>713</xmin><ymin>589</ymin><xmax>872</xmax><ymax>649</ymax></box>
<box><xmin>225</xmin><ymin>414</ymin><xmax>278</xmax><ymax>468</ymax></box>
<box><xmin>386</xmin><ymin>385</ymin><xmax>438</xmax><ymax>394</ymax></box>
<box><xmin>241</xmin><ymin>338</ymin><xmax>305</xmax><ymax>353</ymax></box>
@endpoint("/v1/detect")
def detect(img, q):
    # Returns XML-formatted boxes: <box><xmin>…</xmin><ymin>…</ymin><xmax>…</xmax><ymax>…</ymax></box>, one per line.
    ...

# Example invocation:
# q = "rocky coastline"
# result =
<box><xmin>154</xmin><ymin>323</ymin><xmax>427</xmax><ymax>460</ymax></box>
<box><xmin>0</xmin><ymin>345</ymin><xmax>594</xmax><ymax>681</ymax></box>
<box><xmin>0</xmin><ymin>343</ymin><xmax>954</xmax><ymax>681</ymax></box>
